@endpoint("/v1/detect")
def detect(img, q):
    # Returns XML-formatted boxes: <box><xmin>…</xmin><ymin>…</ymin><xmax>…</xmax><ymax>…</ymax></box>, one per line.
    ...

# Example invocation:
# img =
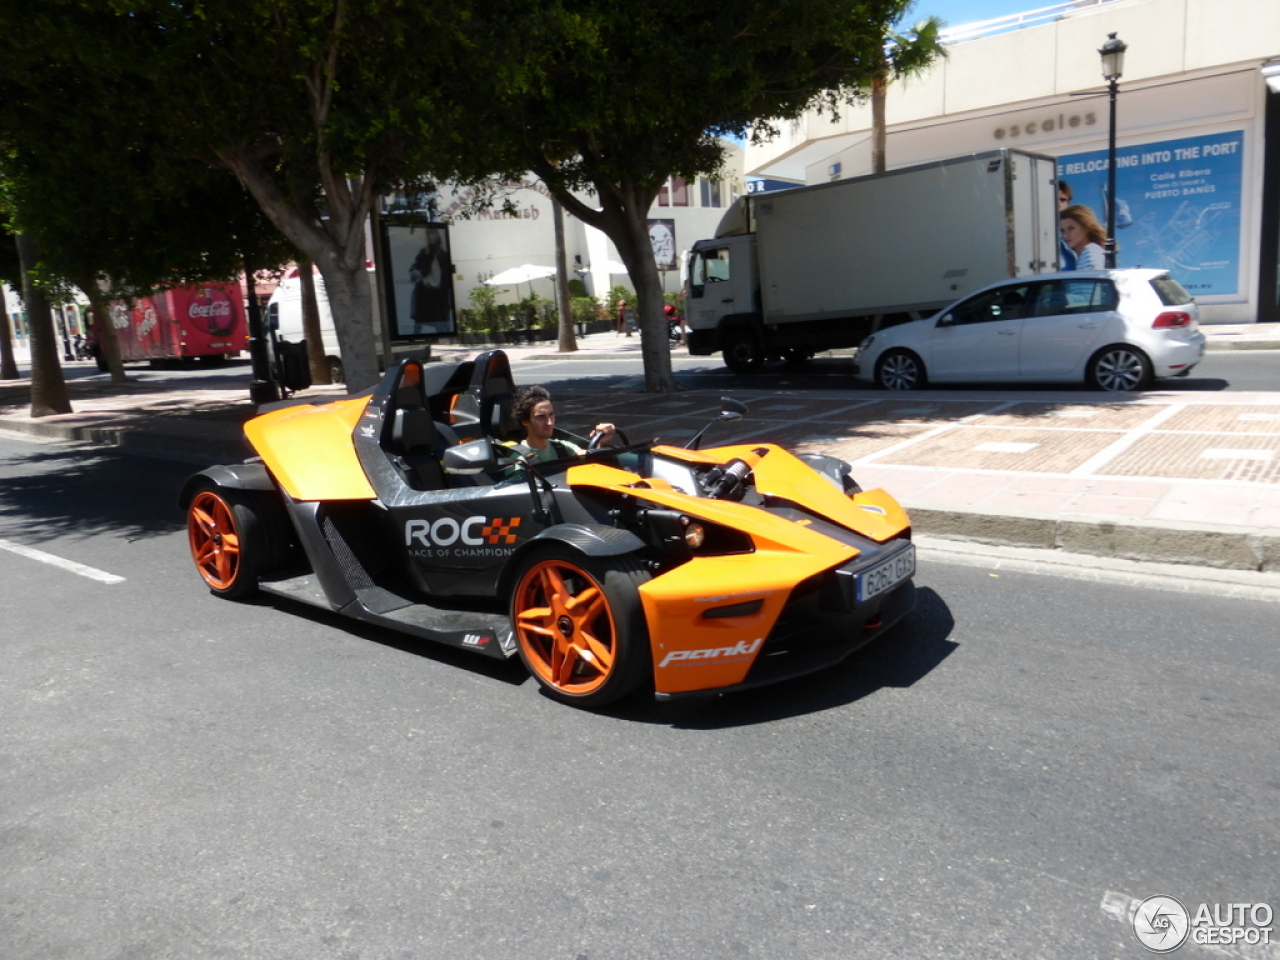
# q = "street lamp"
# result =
<box><xmin>1099</xmin><ymin>32</ymin><xmax>1127</xmax><ymax>268</ymax></box>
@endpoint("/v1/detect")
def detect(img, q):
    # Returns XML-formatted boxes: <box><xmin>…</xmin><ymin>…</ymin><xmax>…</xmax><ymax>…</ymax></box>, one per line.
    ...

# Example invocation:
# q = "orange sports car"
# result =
<box><xmin>181</xmin><ymin>351</ymin><xmax>916</xmax><ymax>707</ymax></box>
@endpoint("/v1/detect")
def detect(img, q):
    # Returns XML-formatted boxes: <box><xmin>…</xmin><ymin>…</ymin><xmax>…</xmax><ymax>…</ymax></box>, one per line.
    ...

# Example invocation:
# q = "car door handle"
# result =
<box><xmin>1077</xmin><ymin>322</ymin><xmax>1098</xmax><ymax>328</ymax></box>
<box><xmin>998</xmin><ymin>330</ymin><xmax>1017</xmax><ymax>336</ymax></box>
<box><xmin>721</xmin><ymin>298</ymin><xmax>733</xmax><ymax>303</ymax></box>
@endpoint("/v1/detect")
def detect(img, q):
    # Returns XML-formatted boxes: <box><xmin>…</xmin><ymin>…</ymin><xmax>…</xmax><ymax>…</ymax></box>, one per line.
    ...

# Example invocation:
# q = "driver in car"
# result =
<box><xmin>501</xmin><ymin>385</ymin><xmax>616</xmax><ymax>466</ymax></box>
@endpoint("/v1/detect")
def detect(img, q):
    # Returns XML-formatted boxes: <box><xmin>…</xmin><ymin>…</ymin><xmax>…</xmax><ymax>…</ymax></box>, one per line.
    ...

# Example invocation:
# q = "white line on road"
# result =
<box><xmin>0</xmin><ymin>538</ymin><xmax>125</xmax><ymax>584</ymax></box>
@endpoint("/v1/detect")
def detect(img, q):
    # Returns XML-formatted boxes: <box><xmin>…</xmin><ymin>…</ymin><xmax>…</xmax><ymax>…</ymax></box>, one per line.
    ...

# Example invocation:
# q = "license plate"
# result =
<box><xmin>855</xmin><ymin>545</ymin><xmax>916</xmax><ymax>603</ymax></box>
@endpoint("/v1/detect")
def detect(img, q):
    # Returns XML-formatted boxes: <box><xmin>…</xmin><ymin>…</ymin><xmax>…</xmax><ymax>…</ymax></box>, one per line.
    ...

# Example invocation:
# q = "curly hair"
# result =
<box><xmin>511</xmin><ymin>385</ymin><xmax>552</xmax><ymax>425</ymax></box>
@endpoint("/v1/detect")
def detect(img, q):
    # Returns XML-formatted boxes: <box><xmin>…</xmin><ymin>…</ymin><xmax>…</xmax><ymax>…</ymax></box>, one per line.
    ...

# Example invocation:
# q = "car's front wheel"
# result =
<box><xmin>510</xmin><ymin>546</ymin><xmax>652</xmax><ymax>707</ymax></box>
<box><xmin>876</xmin><ymin>349</ymin><xmax>926</xmax><ymax>390</ymax></box>
<box><xmin>1088</xmin><ymin>345</ymin><xmax>1151</xmax><ymax>392</ymax></box>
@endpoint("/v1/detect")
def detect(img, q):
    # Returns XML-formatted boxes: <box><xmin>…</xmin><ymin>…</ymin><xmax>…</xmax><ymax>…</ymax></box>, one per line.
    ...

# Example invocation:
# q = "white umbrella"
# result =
<box><xmin>482</xmin><ymin>263</ymin><xmax>557</xmax><ymax>301</ymax></box>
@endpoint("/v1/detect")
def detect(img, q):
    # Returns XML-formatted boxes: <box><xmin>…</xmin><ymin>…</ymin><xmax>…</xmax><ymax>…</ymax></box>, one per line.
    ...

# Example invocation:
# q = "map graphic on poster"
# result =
<box><xmin>1056</xmin><ymin>131</ymin><xmax>1243</xmax><ymax>296</ymax></box>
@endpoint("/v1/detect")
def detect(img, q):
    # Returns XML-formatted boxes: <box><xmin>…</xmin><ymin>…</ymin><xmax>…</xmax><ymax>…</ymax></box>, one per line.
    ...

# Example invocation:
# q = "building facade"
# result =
<box><xmin>745</xmin><ymin>0</ymin><xmax>1280</xmax><ymax>323</ymax></box>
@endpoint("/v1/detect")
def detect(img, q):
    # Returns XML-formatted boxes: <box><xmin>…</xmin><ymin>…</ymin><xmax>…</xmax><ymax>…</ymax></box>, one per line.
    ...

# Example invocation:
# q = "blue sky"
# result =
<box><xmin>908</xmin><ymin>0</ymin><xmax>1048</xmax><ymax>31</ymax></box>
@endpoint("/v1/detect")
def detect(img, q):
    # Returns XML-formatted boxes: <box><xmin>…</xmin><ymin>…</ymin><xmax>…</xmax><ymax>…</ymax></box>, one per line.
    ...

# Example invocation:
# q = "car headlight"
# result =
<box><xmin>857</xmin><ymin>335</ymin><xmax>875</xmax><ymax>352</ymax></box>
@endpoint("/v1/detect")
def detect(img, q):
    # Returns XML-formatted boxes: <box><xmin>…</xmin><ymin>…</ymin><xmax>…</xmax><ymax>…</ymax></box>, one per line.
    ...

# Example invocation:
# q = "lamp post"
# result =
<box><xmin>1099</xmin><ymin>32</ymin><xmax>1127</xmax><ymax>269</ymax></box>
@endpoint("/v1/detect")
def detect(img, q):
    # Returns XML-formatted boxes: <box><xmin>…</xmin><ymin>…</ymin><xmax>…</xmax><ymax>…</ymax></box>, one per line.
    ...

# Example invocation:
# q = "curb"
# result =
<box><xmin>906</xmin><ymin>506</ymin><xmax>1280</xmax><ymax>573</ymax></box>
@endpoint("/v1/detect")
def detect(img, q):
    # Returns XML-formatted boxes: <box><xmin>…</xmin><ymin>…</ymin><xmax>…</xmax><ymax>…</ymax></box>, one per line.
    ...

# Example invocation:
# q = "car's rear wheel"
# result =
<box><xmin>510</xmin><ymin>546</ymin><xmax>652</xmax><ymax>707</ymax></box>
<box><xmin>876</xmin><ymin>349</ymin><xmax>926</xmax><ymax>390</ymax></box>
<box><xmin>187</xmin><ymin>483</ymin><xmax>287</xmax><ymax>600</ymax></box>
<box><xmin>1088</xmin><ymin>345</ymin><xmax>1151</xmax><ymax>392</ymax></box>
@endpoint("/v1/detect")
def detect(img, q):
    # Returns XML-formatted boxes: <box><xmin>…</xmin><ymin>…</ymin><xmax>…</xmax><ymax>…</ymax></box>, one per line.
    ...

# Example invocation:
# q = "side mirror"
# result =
<box><xmin>720</xmin><ymin>397</ymin><xmax>747</xmax><ymax>419</ymax></box>
<box><xmin>443</xmin><ymin>438</ymin><xmax>498</xmax><ymax>475</ymax></box>
<box><xmin>937</xmin><ymin>313</ymin><xmax>953</xmax><ymax>327</ymax></box>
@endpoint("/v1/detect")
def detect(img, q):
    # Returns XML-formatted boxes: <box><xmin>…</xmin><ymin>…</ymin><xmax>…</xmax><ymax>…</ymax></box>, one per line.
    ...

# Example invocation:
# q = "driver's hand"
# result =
<box><xmin>592</xmin><ymin>423</ymin><xmax>616</xmax><ymax>444</ymax></box>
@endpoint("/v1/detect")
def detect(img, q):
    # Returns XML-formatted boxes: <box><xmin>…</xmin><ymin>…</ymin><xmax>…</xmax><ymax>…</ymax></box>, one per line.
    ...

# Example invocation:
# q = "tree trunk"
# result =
<box><xmin>80</xmin><ymin>277</ymin><xmax>127</xmax><ymax>383</ymax></box>
<box><xmin>871</xmin><ymin>75</ymin><xmax>888</xmax><ymax>174</ymax></box>
<box><xmin>15</xmin><ymin>233</ymin><xmax>72</xmax><ymax>415</ymax></box>
<box><xmin>296</xmin><ymin>258</ymin><xmax>331</xmax><ymax>384</ymax></box>
<box><xmin>612</xmin><ymin>215</ymin><xmax>675</xmax><ymax>393</ymax></box>
<box><xmin>545</xmin><ymin>174</ymin><xmax>678</xmax><ymax>392</ymax></box>
<box><xmin>216</xmin><ymin>148</ymin><xmax>380</xmax><ymax>390</ymax></box>
<box><xmin>0</xmin><ymin>284</ymin><xmax>19</xmax><ymax>380</ymax></box>
<box><xmin>551</xmin><ymin>197</ymin><xmax>577</xmax><ymax>353</ymax></box>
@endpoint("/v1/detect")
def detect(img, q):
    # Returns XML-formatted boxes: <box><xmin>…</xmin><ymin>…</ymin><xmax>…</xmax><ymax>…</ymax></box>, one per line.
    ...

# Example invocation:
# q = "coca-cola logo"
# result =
<box><xmin>109</xmin><ymin>303</ymin><xmax>131</xmax><ymax>330</ymax></box>
<box><xmin>186</xmin><ymin>287</ymin><xmax>236</xmax><ymax>337</ymax></box>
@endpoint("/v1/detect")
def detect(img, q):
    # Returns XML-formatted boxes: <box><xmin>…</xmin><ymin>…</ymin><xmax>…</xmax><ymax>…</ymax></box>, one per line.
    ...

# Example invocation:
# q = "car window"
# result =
<box><xmin>1149</xmin><ymin>274</ymin><xmax>1193</xmax><ymax>306</ymax></box>
<box><xmin>1029</xmin><ymin>279</ymin><xmax>1119</xmax><ymax>317</ymax></box>
<box><xmin>688</xmin><ymin>248</ymin><xmax>730</xmax><ymax>298</ymax></box>
<box><xmin>943</xmin><ymin>284</ymin><xmax>1030</xmax><ymax>325</ymax></box>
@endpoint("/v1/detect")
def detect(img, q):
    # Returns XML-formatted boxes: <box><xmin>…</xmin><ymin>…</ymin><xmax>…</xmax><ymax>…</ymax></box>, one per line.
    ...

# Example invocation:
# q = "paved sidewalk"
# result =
<box><xmin>1</xmin><ymin>324</ymin><xmax>1279</xmax><ymax>572</ymax></box>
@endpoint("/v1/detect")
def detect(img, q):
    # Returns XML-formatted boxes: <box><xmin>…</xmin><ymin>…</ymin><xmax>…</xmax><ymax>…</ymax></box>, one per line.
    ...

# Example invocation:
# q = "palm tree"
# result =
<box><xmin>871</xmin><ymin>16</ymin><xmax>949</xmax><ymax>173</ymax></box>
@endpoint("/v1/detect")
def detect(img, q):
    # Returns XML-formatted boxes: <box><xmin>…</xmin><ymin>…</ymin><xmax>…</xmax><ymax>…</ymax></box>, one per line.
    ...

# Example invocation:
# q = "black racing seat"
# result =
<box><xmin>389</xmin><ymin>404</ymin><xmax>446</xmax><ymax>491</ymax></box>
<box><xmin>449</xmin><ymin>349</ymin><xmax>519</xmax><ymax>442</ymax></box>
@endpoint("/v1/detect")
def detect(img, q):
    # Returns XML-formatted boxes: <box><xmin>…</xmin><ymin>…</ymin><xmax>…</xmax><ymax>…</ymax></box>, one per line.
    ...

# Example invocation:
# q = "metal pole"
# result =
<box><xmin>1105</xmin><ymin>77</ymin><xmax>1119</xmax><ymax>268</ymax></box>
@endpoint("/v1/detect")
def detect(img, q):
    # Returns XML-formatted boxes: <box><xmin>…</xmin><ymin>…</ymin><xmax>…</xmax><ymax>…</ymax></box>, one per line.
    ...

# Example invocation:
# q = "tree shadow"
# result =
<box><xmin>0</xmin><ymin>444</ymin><xmax>193</xmax><ymax>541</ymax></box>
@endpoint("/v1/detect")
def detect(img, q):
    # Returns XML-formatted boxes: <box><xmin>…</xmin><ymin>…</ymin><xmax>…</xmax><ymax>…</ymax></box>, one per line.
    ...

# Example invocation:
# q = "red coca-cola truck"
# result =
<box><xmin>90</xmin><ymin>282</ymin><xmax>248</xmax><ymax>368</ymax></box>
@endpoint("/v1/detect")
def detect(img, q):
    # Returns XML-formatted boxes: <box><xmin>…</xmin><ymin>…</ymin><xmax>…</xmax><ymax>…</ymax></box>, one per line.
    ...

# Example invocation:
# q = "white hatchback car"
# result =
<box><xmin>853</xmin><ymin>269</ymin><xmax>1206</xmax><ymax>392</ymax></box>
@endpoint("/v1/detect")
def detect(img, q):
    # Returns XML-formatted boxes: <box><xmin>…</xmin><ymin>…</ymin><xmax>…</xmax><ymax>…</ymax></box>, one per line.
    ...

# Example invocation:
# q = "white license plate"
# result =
<box><xmin>855</xmin><ymin>545</ymin><xmax>916</xmax><ymax>603</ymax></box>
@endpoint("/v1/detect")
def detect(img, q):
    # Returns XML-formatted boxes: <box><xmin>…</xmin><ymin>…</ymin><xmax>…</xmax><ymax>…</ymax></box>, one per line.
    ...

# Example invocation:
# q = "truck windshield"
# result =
<box><xmin>690</xmin><ymin>249</ymin><xmax>731</xmax><ymax>297</ymax></box>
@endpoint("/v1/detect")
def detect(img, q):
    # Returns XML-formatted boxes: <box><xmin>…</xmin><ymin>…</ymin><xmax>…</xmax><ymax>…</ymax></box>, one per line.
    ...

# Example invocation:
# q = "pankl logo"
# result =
<box><xmin>660</xmin><ymin>638</ymin><xmax>763</xmax><ymax>668</ymax></box>
<box><xmin>406</xmin><ymin>516</ymin><xmax>522</xmax><ymax>558</ymax></box>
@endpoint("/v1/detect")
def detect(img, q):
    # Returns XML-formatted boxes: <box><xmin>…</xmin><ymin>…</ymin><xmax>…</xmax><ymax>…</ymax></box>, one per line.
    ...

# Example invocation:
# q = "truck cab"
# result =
<box><xmin>684</xmin><ymin>234</ymin><xmax>763</xmax><ymax>370</ymax></box>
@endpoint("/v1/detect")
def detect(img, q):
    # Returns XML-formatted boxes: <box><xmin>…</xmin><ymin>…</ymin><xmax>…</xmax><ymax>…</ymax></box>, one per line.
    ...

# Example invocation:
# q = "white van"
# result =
<box><xmin>265</xmin><ymin>265</ymin><xmax>388</xmax><ymax>383</ymax></box>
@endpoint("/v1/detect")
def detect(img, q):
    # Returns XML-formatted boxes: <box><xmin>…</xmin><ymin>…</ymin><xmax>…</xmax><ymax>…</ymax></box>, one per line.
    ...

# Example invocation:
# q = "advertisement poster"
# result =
<box><xmin>1056</xmin><ymin>131</ymin><xmax>1243</xmax><ymax>296</ymax></box>
<box><xmin>648</xmin><ymin>219</ymin><xmax>677</xmax><ymax>271</ymax></box>
<box><xmin>386</xmin><ymin>223</ymin><xmax>457</xmax><ymax>338</ymax></box>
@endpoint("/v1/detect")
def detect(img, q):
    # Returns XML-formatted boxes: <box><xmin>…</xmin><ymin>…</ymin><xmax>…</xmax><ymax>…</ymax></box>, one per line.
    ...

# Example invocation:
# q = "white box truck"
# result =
<box><xmin>685</xmin><ymin>149</ymin><xmax>1061</xmax><ymax>372</ymax></box>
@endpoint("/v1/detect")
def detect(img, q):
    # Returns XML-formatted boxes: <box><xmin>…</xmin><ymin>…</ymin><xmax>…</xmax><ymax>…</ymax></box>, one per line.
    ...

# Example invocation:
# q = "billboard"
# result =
<box><xmin>385</xmin><ymin>223</ymin><xmax>458</xmax><ymax>338</ymax></box>
<box><xmin>1056</xmin><ymin>130</ymin><xmax>1244</xmax><ymax>296</ymax></box>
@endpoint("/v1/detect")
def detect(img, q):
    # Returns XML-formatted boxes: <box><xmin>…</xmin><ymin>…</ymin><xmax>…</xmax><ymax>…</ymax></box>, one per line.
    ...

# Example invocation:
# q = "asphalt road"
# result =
<box><xmin>1</xmin><ymin>432</ymin><xmax>1276</xmax><ymax>959</ymax></box>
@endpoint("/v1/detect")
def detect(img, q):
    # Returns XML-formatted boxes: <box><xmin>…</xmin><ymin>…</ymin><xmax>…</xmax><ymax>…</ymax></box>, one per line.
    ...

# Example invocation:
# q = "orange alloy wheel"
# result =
<box><xmin>512</xmin><ymin>550</ymin><xmax>650</xmax><ymax>706</ymax></box>
<box><xmin>188</xmin><ymin>488</ymin><xmax>245</xmax><ymax>593</ymax></box>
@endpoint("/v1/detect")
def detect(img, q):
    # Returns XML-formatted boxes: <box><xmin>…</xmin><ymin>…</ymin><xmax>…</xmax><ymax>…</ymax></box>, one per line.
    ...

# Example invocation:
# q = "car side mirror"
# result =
<box><xmin>443</xmin><ymin>438</ymin><xmax>498</xmax><ymax>475</ymax></box>
<box><xmin>937</xmin><ymin>313</ymin><xmax>953</xmax><ymax>326</ymax></box>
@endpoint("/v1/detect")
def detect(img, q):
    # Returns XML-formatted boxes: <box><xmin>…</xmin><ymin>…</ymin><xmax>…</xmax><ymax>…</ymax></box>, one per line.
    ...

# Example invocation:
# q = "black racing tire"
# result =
<box><xmin>186</xmin><ymin>482</ymin><xmax>292</xmax><ymax>600</ymax></box>
<box><xmin>723</xmin><ymin>332</ymin><xmax>765</xmax><ymax>374</ymax></box>
<box><xmin>510</xmin><ymin>545</ymin><xmax>652</xmax><ymax>708</ymax></box>
<box><xmin>1088</xmin><ymin>344</ymin><xmax>1151</xmax><ymax>392</ymax></box>
<box><xmin>876</xmin><ymin>349</ymin><xmax>927</xmax><ymax>390</ymax></box>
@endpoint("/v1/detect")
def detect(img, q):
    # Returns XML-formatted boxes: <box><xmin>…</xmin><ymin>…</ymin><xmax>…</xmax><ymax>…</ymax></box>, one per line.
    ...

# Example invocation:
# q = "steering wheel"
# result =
<box><xmin>586</xmin><ymin>430</ymin><xmax>605</xmax><ymax>451</ymax></box>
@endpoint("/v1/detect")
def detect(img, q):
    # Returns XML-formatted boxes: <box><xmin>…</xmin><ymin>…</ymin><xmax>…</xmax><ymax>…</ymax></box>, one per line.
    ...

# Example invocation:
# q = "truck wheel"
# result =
<box><xmin>723</xmin><ymin>332</ymin><xmax>765</xmax><ymax>373</ymax></box>
<box><xmin>510</xmin><ymin>546</ymin><xmax>652</xmax><ymax>708</ymax></box>
<box><xmin>1087</xmin><ymin>345</ymin><xmax>1150</xmax><ymax>392</ymax></box>
<box><xmin>876</xmin><ymin>349</ymin><xmax>926</xmax><ymax>390</ymax></box>
<box><xmin>327</xmin><ymin>357</ymin><xmax>344</xmax><ymax>384</ymax></box>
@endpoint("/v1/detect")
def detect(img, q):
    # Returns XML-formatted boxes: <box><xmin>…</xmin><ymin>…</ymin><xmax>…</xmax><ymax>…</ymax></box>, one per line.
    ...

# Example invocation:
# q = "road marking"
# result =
<box><xmin>1238</xmin><ymin>412</ymin><xmax>1280</xmax><ymax>422</ymax></box>
<box><xmin>1068</xmin><ymin>402</ymin><xmax>1186</xmax><ymax>477</ymax></box>
<box><xmin>972</xmin><ymin>441</ymin><xmax>1038</xmax><ymax>453</ymax></box>
<box><xmin>0</xmin><ymin>538</ymin><xmax>125</xmax><ymax>584</ymax></box>
<box><xmin>1202</xmin><ymin>447</ymin><xmax>1274</xmax><ymax>461</ymax></box>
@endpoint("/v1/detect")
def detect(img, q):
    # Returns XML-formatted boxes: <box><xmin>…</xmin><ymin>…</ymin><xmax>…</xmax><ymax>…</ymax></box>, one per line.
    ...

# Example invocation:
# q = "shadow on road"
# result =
<box><xmin>0</xmin><ymin>445</ymin><xmax>193</xmax><ymax>542</ymax></box>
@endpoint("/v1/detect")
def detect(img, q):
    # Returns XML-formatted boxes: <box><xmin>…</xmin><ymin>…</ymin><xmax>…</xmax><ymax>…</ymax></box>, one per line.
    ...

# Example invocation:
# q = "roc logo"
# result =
<box><xmin>405</xmin><ymin>516</ymin><xmax>522</xmax><ymax>548</ymax></box>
